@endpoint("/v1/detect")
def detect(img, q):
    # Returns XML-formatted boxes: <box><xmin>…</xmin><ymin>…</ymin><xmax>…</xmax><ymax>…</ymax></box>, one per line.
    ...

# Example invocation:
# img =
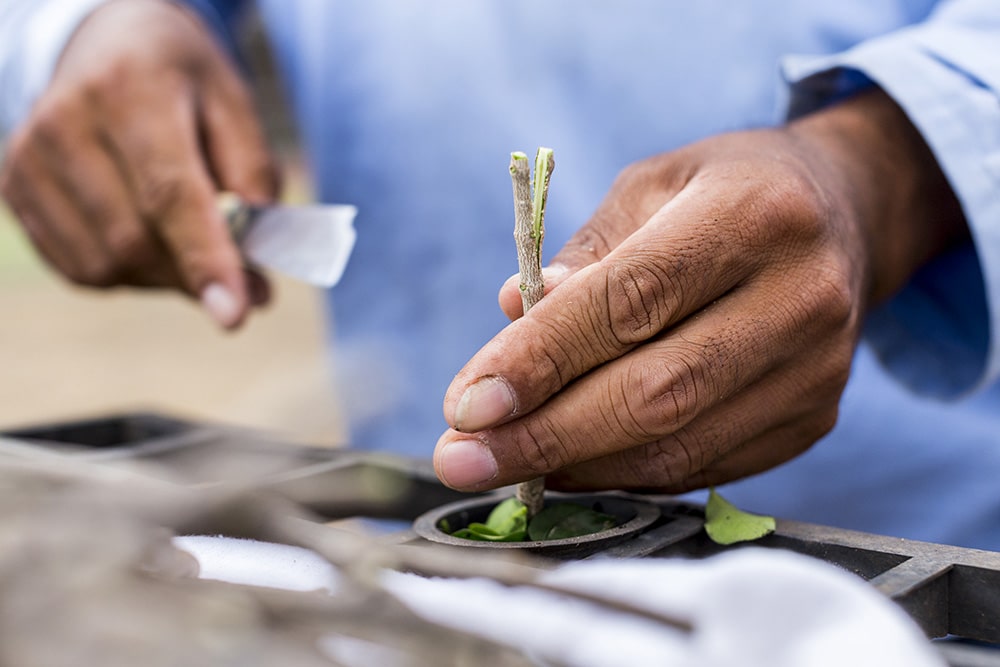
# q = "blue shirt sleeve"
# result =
<box><xmin>174</xmin><ymin>0</ymin><xmax>251</xmax><ymax>51</ymax></box>
<box><xmin>781</xmin><ymin>0</ymin><xmax>1000</xmax><ymax>399</ymax></box>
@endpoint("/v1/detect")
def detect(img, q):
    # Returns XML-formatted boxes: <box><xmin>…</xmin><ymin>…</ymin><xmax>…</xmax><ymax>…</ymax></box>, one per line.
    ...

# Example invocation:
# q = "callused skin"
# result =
<box><xmin>435</xmin><ymin>90</ymin><xmax>966</xmax><ymax>494</ymax></box>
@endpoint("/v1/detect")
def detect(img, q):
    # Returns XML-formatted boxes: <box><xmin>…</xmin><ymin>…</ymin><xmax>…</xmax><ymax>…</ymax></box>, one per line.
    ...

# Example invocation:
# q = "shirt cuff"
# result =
<box><xmin>0</xmin><ymin>0</ymin><xmax>107</xmax><ymax>134</ymax></box>
<box><xmin>781</xmin><ymin>25</ymin><xmax>1000</xmax><ymax>399</ymax></box>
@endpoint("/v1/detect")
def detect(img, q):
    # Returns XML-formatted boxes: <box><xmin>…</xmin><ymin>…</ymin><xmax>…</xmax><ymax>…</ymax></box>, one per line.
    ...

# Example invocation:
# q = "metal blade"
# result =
<box><xmin>237</xmin><ymin>204</ymin><xmax>357</xmax><ymax>287</ymax></box>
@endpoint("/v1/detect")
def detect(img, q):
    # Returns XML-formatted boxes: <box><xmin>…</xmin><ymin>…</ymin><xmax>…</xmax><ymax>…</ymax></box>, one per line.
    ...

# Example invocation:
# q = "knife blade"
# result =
<box><xmin>219</xmin><ymin>192</ymin><xmax>357</xmax><ymax>287</ymax></box>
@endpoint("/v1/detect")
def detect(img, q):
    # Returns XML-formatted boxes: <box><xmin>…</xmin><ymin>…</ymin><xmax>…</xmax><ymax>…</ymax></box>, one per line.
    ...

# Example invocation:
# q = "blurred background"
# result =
<box><xmin>0</xmin><ymin>10</ymin><xmax>346</xmax><ymax>445</ymax></box>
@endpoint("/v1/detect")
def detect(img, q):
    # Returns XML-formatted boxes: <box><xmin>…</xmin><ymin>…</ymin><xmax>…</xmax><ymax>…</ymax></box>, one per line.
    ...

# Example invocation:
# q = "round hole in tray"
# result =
<box><xmin>413</xmin><ymin>493</ymin><xmax>660</xmax><ymax>559</ymax></box>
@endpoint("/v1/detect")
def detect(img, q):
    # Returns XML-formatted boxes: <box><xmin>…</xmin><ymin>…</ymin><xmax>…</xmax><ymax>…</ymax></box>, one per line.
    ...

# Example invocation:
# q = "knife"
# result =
<box><xmin>218</xmin><ymin>192</ymin><xmax>358</xmax><ymax>287</ymax></box>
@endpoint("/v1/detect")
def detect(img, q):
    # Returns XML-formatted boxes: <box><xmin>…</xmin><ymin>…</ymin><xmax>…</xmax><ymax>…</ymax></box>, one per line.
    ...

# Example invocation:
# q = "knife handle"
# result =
<box><xmin>217</xmin><ymin>191</ymin><xmax>253</xmax><ymax>242</ymax></box>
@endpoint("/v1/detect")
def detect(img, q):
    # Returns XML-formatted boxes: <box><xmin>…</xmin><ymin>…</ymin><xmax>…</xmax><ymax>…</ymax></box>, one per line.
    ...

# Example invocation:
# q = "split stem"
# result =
<box><xmin>510</xmin><ymin>148</ymin><xmax>554</xmax><ymax>518</ymax></box>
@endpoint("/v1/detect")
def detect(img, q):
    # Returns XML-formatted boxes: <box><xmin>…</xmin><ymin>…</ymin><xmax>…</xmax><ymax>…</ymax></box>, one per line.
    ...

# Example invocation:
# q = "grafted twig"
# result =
<box><xmin>510</xmin><ymin>148</ymin><xmax>554</xmax><ymax>518</ymax></box>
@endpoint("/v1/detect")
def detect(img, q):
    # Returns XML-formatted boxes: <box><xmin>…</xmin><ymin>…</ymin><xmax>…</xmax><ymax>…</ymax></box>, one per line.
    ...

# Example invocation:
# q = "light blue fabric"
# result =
<box><xmin>244</xmin><ymin>0</ymin><xmax>1000</xmax><ymax>549</ymax></box>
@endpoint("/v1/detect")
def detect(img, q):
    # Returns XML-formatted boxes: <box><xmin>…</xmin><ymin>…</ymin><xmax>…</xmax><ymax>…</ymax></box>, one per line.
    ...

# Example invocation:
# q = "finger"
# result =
<box><xmin>198</xmin><ymin>60</ymin><xmax>279</xmax><ymax>308</ymax></box>
<box><xmin>198</xmin><ymin>54</ymin><xmax>281</xmax><ymax>204</ymax></box>
<box><xmin>101</xmin><ymin>74</ymin><xmax>249</xmax><ymax>328</ymax></box>
<box><xmin>548</xmin><ymin>411</ymin><xmax>835</xmax><ymax>494</ymax></box>
<box><xmin>1</xmin><ymin>134</ymin><xmax>110</xmax><ymax>283</ymax></box>
<box><xmin>42</xmin><ymin>126</ymin><xmax>183</xmax><ymax>288</ymax></box>
<box><xmin>546</xmin><ymin>390</ymin><xmax>839</xmax><ymax>494</ymax></box>
<box><xmin>435</xmin><ymin>276</ymin><xmax>851</xmax><ymax>491</ymax></box>
<box><xmin>671</xmin><ymin>407</ymin><xmax>838</xmax><ymax>491</ymax></box>
<box><xmin>446</xmin><ymin>177</ymin><xmax>760</xmax><ymax>433</ymax></box>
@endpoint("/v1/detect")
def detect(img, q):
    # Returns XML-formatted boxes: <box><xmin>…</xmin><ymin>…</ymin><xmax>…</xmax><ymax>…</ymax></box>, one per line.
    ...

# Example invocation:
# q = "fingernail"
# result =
<box><xmin>454</xmin><ymin>376</ymin><xmax>515</xmax><ymax>432</ymax></box>
<box><xmin>201</xmin><ymin>282</ymin><xmax>240</xmax><ymax>328</ymax></box>
<box><xmin>438</xmin><ymin>439</ymin><xmax>498</xmax><ymax>489</ymax></box>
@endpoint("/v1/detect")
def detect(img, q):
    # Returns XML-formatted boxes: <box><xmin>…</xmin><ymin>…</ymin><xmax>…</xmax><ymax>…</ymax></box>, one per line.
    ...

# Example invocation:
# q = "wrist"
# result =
<box><xmin>787</xmin><ymin>89</ymin><xmax>967</xmax><ymax>307</ymax></box>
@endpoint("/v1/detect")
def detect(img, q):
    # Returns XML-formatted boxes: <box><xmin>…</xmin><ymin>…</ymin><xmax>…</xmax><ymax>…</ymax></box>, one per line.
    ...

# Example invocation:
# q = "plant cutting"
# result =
<box><xmin>445</xmin><ymin>147</ymin><xmax>621</xmax><ymax>544</ymax></box>
<box><xmin>508</xmin><ymin>147</ymin><xmax>553</xmax><ymax>518</ymax></box>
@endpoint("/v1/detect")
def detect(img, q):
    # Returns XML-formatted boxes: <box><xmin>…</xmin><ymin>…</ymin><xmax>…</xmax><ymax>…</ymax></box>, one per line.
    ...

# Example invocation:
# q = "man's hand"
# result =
<box><xmin>0</xmin><ymin>0</ymin><xmax>278</xmax><ymax>328</ymax></box>
<box><xmin>435</xmin><ymin>90</ymin><xmax>966</xmax><ymax>493</ymax></box>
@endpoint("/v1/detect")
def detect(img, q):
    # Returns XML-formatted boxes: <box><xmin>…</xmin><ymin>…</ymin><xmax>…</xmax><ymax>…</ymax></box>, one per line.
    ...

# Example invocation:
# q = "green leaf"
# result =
<box><xmin>450</xmin><ymin>497</ymin><xmax>528</xmax><ymax>542</ymax></box>
<box><xmin>527</xmin><ymin>502</ymin><xmax>617</xmax><ymax>541</ymax></box>
<box><xmin>451</xmin><ymin>522</ymin><xmax>526</xmax><ymax>542</ymax></box>
<box><xmin>704</xmin><ymin>488</ymin><xmax>776</xmax><ymax>545</ymax></box>
<box><xmin>485</xmin><ymin>497</ymin><xmax>528</xmax><ymax>533</ymax></box>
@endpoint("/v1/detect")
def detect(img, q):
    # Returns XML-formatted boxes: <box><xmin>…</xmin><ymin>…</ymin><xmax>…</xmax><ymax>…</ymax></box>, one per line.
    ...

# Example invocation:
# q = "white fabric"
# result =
<box><xmin>0</xmin><ymin>0</ymin><xmax>108</xmax><ymax>134</ymax></box>
<box><xmin>173</xmin><ymin>534</ymin><xmax>339</xmax><ymax>593</ymax></box>
<box><xmin>175</xmin><ymin>535</ymin><xmax>944</xmax><ymax>667</ymax></box>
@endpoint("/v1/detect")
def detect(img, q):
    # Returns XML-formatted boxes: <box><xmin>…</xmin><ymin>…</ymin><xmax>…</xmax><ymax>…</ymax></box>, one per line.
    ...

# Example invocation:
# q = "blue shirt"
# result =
<box><xmin>249</xmin><ymin>1</ymin><xmax>1000</xmax><ymax>549</ymax></box>
<box><xmin>4</xmin><ymin>0</ymin><xmax>1000</xmax><ymax>549</ymax></box>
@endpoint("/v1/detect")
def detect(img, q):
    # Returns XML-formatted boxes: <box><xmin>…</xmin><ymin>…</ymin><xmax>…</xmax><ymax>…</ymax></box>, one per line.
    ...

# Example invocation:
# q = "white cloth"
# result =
<box><xmin>174</xmin><ymin>535</ymin><xmax>944</xmax><ymax>667</ymax></box>
<box><xmin>0</xmin><ymin>0</ymin><xmax>107</xmax><ymax>134</ymax></box>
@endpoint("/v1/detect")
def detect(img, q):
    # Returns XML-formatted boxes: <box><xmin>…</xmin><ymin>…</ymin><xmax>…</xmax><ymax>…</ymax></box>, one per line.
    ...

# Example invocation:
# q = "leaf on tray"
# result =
<box><xmin>449</xmin><ymin>497</ymin><xmax>528</xmax><ymax>542</ymax></box>
<box><xmin>704</xmin><ymin>488</ymin><xmax>776</xmax><ymax>545</ymax></box>
<box><xmin>527</xmin><ymin>503</ymin><xmax>616</xmax><ymax>541</ymax></box>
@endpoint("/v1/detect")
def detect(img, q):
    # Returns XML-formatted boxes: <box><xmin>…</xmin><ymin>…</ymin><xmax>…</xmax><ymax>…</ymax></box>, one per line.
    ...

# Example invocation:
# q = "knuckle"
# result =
<box><xmin>634</xmin><ymin>351</ymin><xmax>704</xmax><ymax>434</ymax></box>
<box><xmin>173</xmin><ymin>245</ymin><xmax>221</xmax><ymax>288</ymax></box>
<box><xmin>643</xmin><ymin>354</ymin><xmax>704</xmax><ymax>433</ymax></box>
<box><xmin>28</xmin><ymin>92</ymin><xmax>86</xmax><ymax>152</ymax></box>
<box><xmin>605</xmin><ymin>259</ymin><xmax>672</xmax><ymax>345</ymax></box>
<box><xmin>507</xmin><ymin>418</ymin><xmax>572</xmax><ymax>476</ymax></box>
<box><xmin>74</xmin><ymin>258</ymin><xmax>119</xmax><ymax>288</ymax></box>
<box><xmin>804</xmin><ymin>405</ymin><xmax>840</xmax><ymax>444</ymax></box>
<box><xmin>134</xmin><ymin>170</ymin><xmax>190</xmax><ymax>218</ymax></box>
<box><xmin>810</xmin><ymin>261</ymin><xmax>857</xmax><ymax>328</ymax></box>
<box><xmin>80</xmin><ymin>68</ymin><xmax>126</xmax><ymax>107</ymax></box>
<box><xmin>526</xmin><ymin>319</ymin><xmax>587</xmax><ymax>390</ymax></box>
<box><xmin>105</xmin><ymin>226</ymin><xmax>155</xmax><ymax>267</ymax></box>
<box><xmin>631</xmin><ymin>436</ymin><xmax>700</xmax><ymax>489</ymax></box>
<box><xmin>230</xmin><ymin>155</ymin><xmax>279</xmax><ymax>198</ymax></box>
<box><xmin>812</xmin><ymin>340</ymin><xmax>854</xmax><ymax>399</ymax></box>
<box><xmin>611</xmin><ymin>158</ymin><xmax>658</xmax><ymax>193</ymax></box>
<box><xmin>750</xmin><ymin>161</ymin><xmax>830</xmax><ymax>244</ymax></box>
<box><xmin>779</xmin><ymin>261</ymin><xmax>857</xmax><ymax>341</ymax></box>
<box><xmin>565</xmin><ymin>223</ymin><xmax>615</xmax><ymax>261</ymax></box>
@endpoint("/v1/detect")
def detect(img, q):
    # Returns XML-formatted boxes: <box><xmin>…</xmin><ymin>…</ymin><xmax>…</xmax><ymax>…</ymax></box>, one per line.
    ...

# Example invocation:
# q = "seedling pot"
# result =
<box><xmin>413</xmin><ymin>492</ymin><xmax>660</xmax><ymax>559</ymax></box>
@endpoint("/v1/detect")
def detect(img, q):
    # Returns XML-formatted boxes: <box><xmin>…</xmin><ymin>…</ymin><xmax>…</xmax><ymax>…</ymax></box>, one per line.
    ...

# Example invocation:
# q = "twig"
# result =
<box><xmin>510</xmin><ymin>153</ymin><xmax>541</xmax><ymax>312</ymax></box>
<box><xmin>510</xmin><ymin>148</ymin><xmax>554</xmax><ymax>518</ymax></box>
